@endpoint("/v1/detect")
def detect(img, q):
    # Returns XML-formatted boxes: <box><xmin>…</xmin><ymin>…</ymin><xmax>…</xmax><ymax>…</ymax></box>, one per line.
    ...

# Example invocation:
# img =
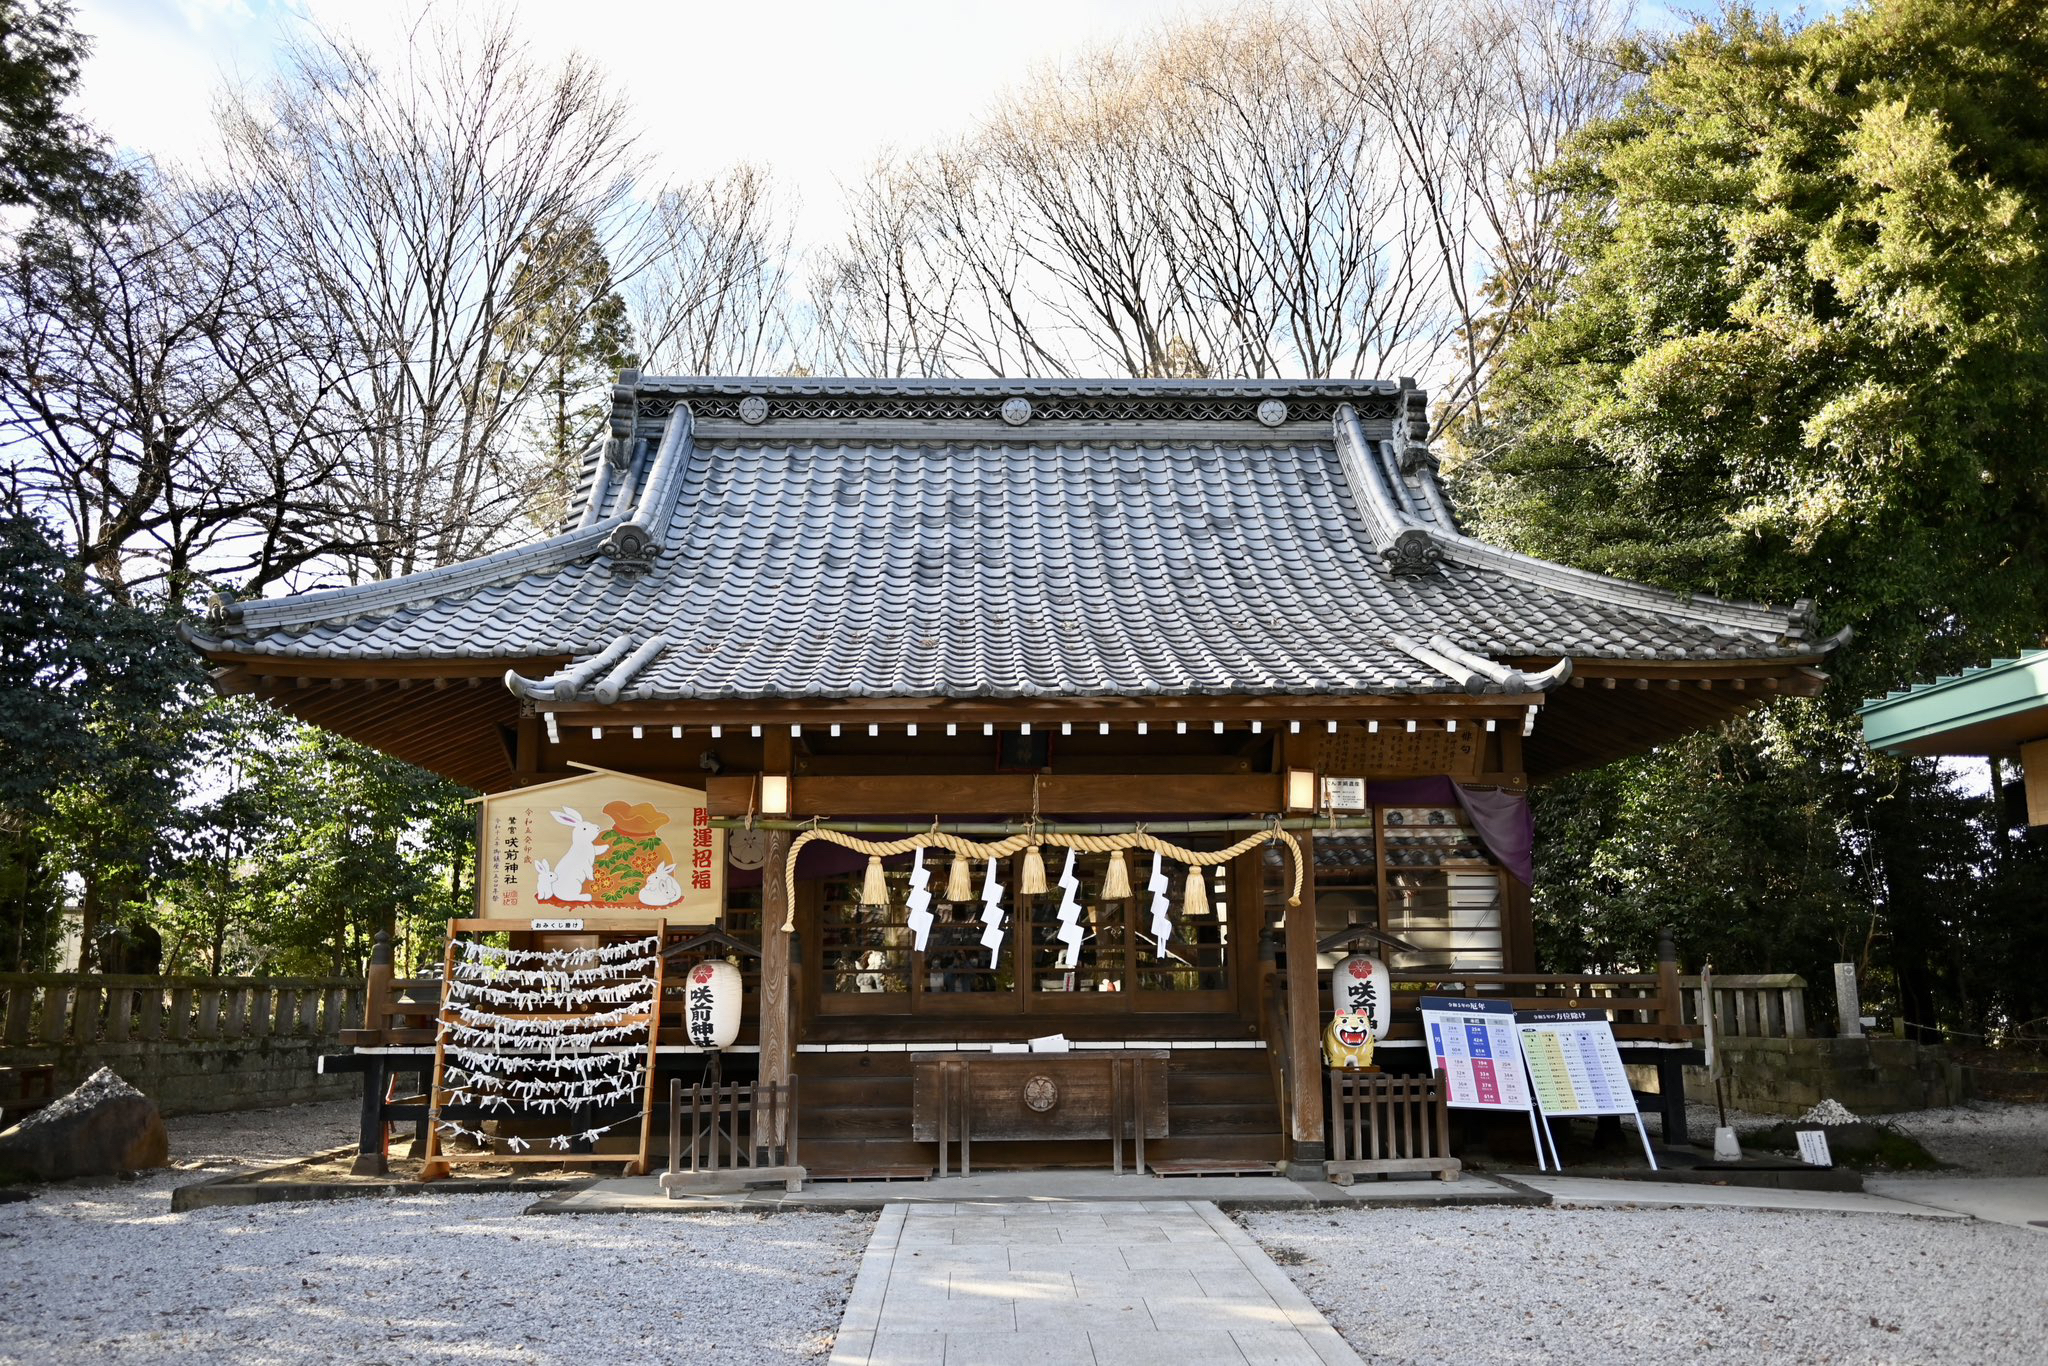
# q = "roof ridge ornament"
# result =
<box><xmin>1333</xmin><ymin>402</ymin><xmax>1442</xmax><ymax>578</ymax></box>
<box><xmin>597</xmin><ymin>522</ymin><xmax>659</xmax><ymax>575</ymax></box>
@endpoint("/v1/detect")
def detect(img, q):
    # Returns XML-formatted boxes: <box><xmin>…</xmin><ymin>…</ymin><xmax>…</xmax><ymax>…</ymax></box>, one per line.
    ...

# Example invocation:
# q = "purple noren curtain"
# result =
<box><xmin>1365</xmin><ymin>776</ymin><xmax>1533</xmax><ymax>886</ymax></box>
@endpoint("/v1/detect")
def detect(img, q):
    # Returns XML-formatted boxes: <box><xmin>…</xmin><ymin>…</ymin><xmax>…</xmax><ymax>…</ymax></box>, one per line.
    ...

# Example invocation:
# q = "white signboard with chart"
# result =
<box><xmin>1514</xmin><ymin>1009</ymin><xmax>1656</xmax><ymax>1169</ymax></box>
<box><xmin>1418</xmin><ymin>996</ymin><xmax>1549</xmax><ymax>1170</ymax></box>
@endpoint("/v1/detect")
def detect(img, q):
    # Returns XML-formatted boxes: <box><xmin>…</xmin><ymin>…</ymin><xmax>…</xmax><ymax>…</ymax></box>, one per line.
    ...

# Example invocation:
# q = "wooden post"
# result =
<box><xmin>758</xmin><ymin>829</ymin><xmax>794</xmax><ymax>1152</ymax></box>
<box><xmin>1654</xmin><ymin>926</ymin><xmax>1688</xmax><ymax>1145</ymax></box>
<box><xmin>362</xmin><ymin>931</ymin><xmax>394</xmax><ymax>1041</ymax></box>
<box><xmin>1285</xmin><ymin>827</ymin><xmax>1324</xmax><ymax>1171</ymax></box>
<box><xmin>352</xmin><ymin>1054</ymin><xmax>389</xmax><ymax>1177</ymax></box>
<box><xmin>1656</xmin><ymin>927</ymin><xmax>1685</xmax><ymax>1040</ymax></box>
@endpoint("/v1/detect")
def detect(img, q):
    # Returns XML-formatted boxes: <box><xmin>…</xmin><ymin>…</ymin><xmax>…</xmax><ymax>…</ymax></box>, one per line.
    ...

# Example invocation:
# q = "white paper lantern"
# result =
<box><xmin>682</xmin><ymin>959</ymin><xmax>742</xmax><ymax>1049</ymax></box>
<box><xmin>1330</xmin><ymin>955</ymin><xmax>1391</xmax><ymax>1040</ymax></box>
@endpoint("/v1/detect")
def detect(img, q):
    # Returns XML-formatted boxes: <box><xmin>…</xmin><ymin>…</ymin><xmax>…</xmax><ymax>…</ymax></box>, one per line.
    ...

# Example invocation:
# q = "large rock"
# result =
<box><xmin>0</xmin><ymin>1067</ymin><xmax>169</xmax><ymax>1183</ymax></box>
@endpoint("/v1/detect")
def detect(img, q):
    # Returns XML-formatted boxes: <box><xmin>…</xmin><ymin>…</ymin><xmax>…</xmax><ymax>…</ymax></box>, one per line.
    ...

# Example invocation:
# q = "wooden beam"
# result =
<box><xmin>200</xmin><ymin>650</ymin><xmax>567</xmax><ymax>681</ymax></box>
<box><xmin>705</xmin><ymin>772</ymin><xmax>1284</xmax><ymax>817</ymax></box>
<box><xmin>535</xmin><ymin>694</ymin><xmax>1541</xmax><ymax>728</ymax></box>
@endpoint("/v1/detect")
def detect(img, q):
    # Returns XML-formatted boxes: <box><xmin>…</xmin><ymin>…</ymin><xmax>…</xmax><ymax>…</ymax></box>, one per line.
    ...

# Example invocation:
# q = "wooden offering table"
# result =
<box><xmin>911</xmin><ymin>1050</ymin><xmax>1169</xmax><ymax>1176</ymax></box>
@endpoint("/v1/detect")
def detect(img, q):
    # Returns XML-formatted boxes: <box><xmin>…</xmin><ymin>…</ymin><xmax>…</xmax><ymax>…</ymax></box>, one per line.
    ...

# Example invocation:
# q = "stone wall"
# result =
<box><xmin>1633</xmin><ymin>1036</ymin><xmax>1967</xmax><ymax>1116</ymax></box>
<box><xmin>2</xmin><ymin>974</ymin><xmax>364</xmax><ymax>1119</ymax></box>
<box><xmin>1</xmin><ymin>1039</ymin><xmax>356</xmax><ymax>1118</ymax></box>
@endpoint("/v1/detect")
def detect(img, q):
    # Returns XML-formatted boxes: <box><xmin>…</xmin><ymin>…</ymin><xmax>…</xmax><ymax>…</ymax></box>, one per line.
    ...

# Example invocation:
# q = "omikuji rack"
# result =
<box><xmin>420</xmin><ymin>917</ymin><xmax>665</xmax><ymax>1181</ymax></box>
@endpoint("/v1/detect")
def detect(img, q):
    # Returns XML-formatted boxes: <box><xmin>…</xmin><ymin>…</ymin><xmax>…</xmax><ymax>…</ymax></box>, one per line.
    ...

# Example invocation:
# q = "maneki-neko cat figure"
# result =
<box><xmin>534</xmin><ymin>799</ymin><xmax>679</xmax><ymax>907</ymax></box>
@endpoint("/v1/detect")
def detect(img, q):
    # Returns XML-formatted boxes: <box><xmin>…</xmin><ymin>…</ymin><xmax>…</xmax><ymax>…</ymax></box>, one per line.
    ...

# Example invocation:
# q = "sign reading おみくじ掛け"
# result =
<box><xmin>479</xmin><ymin>771</ymin><xmax>722</xmax><ymax>924</ymax></box>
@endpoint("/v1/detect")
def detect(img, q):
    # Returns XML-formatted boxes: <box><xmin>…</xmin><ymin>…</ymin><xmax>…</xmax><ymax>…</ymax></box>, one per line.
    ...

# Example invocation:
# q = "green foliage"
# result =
<box><xmin>1465</xmin><ymin>0</ymin><xmax>2048</xmax><ymax>1039</ymax></box>
<box><xmin>154</xmin><ymin>698</ymin><xmax>476</xmax><ymax>976</ymax></box>
<box><xmin>0</xmin><ymin>0</ymin><xmax>130</xmax><ymax>217</ymax></box>
<box><xmin>0</xmin><ymin>516</ymin><xmax>201</xmax><ymax>966</ymax></box>
<box><xmin>1530</xmin><ymin>706</ymin><xmax>1867</xmax><ymax>980</ymax></box>
<box><xmin>1464</xmin><ymin>0</ymin><xmax>2048</xmax><ymax>688</ymax></box>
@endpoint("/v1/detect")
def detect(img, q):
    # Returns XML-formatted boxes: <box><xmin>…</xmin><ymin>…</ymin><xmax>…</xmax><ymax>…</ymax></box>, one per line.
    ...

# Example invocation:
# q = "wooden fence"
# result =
<box><xmin>660</xmin><ymin>1076</ymin><xmax>805</xmax><ymax>1195</ymax></box>
<box><xmin>0</xmin><ymin>974</ymin><xmax>364</xmax><ymax>1049</ymax></box>
<box><xmin>1680</xmin><ymin>974</ymin><xmax>1808</xmax><ymax>1040</ymax></box>
<box><xmin>1325</xmin><ymin>1071</ymin><xmax>1459</xmax><ymax>1183</ymax></box>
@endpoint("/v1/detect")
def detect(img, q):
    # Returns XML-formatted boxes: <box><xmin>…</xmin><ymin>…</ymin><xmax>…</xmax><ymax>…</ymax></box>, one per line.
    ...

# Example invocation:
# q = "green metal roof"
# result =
<box><xmin>1859</xmin><ymin>650</ymin><xmax>2048</xmax><ymax>755</ymax></box>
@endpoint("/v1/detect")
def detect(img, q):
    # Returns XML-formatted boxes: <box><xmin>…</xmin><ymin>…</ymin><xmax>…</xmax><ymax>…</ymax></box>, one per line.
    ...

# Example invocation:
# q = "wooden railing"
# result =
<box><xmin>0</xmin><ymin>973</ymin><xmax>364</xmax><ymax>1048</ymax></box>
<box><xmin>1376</xmin><ymin>970</ymin><xmax>1692</xmax><ymax>1041</ymax></box>
<box><xmin>1681</xmin><ymin>974</ymin><xmax>1808</xmax><ymax>1040</ymax></box>
<box><xmin>1326</xmin><ymin>1071</ymin><xmax>1459</xmax><ymax>1183</ymax></box>
<box><xmin>660</xmin><ymin>1076</ymin><xmax>805</xmax><ymax>1195</ymax></box>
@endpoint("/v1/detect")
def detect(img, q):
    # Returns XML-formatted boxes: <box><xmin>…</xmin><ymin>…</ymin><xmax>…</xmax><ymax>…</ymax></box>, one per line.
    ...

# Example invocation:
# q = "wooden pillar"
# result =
<box><xmin>1285</xmin><ymin>828</ymin><xmax>1325</xmax><ymax>1169</ymax></box>
<box><xmin>758</xmin><ymin>828</ymin><xmax>794</xmax><ymax>1152</ymax></box>
<box><xmin>1501</xmin><ymin>872</ymin><xmax>1534</xmax><ymax>975</ymax></box>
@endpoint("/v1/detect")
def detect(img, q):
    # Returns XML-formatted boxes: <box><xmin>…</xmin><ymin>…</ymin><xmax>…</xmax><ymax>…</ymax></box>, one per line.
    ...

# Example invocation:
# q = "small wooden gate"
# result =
<box><xmin>1325</xmin><ymin>1070</ymin><xmax>1460</xmax><ymax>1184</ymax></box>
<box><xmin>660</xmin><ymin>1076</ymin><xmax>805</xmax><ymax>1195</ymax></box>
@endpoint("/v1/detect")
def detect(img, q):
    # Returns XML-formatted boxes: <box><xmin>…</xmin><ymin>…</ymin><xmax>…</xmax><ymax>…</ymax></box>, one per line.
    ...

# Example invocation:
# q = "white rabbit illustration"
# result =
<box><xmin>640</xmin><ymin>862</ymin><xmax>682</xmax><ymax>907</ymax></box>
<box><xmin>533</xmin><ymin>858</ymin><xmax>555</xmax><ymax>901</ymax></box>
<box><xmin>544</xmin><ymin>807</ymin><xmax>607</xmax><ymax>902</ymax></box>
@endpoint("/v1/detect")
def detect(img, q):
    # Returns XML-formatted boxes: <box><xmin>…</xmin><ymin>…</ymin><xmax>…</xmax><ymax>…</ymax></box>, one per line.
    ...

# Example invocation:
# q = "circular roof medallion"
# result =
<box><xmin>1257</xmin><ymin>398</ymin><xmax>1289</xmax><ymax>427</ymax></box>
<box><xmin>1000</xmin><ymin>396</ymin><xmax>1033</xmax><ymax>426</ymax></box>
<box><xmin>738</xmin><ymin>395</ymin><xmax>769</xmax><ymax>425</ymax></box>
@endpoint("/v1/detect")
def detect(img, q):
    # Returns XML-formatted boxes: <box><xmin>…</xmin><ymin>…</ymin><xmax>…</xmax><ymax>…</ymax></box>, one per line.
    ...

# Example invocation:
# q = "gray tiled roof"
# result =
<box><xmin>194</xmin><ymin>377</ymin><xmax>1831</xmax><ymax>703</ymax></box>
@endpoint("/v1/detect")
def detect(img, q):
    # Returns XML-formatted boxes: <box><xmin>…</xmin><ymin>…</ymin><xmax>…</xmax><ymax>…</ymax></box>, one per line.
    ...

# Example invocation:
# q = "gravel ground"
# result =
<box><xmin>1689</xmin><ymin>1098</ymin><xmax>2048</xmax><ymax>1175</ymax></box>
<box><xmin>0</xmin><ymin>1101</ymin><xmax>873</xmax><ymax>1365</ymax></box>
<box><xmin>164</xmin><ymin>1098</ymin><xmax>361</xmax><ymax>1173</ymax></box>
<box><xmin>1244</xmin><ymin>1204</ymin><xmax>2048</xmax><ymax>1365</ymax></box>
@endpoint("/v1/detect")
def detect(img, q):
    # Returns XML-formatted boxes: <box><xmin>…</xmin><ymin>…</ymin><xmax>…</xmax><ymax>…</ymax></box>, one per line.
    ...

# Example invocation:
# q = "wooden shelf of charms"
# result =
<box><xmin>420</xmin><ymin>917</ymin><xmax>666</xmax><ymax>1180</ymax></box>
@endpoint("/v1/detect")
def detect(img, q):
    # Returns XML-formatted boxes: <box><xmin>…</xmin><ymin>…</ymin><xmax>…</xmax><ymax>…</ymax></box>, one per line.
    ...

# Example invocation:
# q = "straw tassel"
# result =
<box><xmin>860</xmin><ymin>855</ymin><xmax>890</xmax><ymax>908</ymax></box>
<box><xmin>1020</xmin><ymin>844</ymin><xmax>1048</xmax><ymax>896</ymax></box>
<box><xmin>947</xmin><ymin>854</ymin><xmax>973</xmax><ymax>903</ymax></box>
<box><xmin>1182</xmin><ymin>867</ymin><xmax>1209</xmax><ymax>917</ymax></box>
<box><xmin>1101</xmin><ymin>850</ymin><xmax>1132</xmax><ymax>901</ymax></box>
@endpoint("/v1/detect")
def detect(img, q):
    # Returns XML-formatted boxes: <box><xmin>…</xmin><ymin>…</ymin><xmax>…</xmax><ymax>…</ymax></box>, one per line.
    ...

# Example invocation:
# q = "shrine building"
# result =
<box><xmin>189</xmin><ymin>375</ymin><xmax>1843</xmax><ymax>1178</ymax></box>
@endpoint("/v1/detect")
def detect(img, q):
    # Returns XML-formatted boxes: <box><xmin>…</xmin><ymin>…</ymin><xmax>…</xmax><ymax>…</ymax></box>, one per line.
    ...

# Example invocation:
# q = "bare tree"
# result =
<box><xmin>0</xmin><ymin>171</ymin><xmax>362</xmax><ymax>603</ymax></box>
<box><xmin>632</xmin><ymin>164</ymin><xmax>800</xmax><ymax>376</ymax></box>
<box><xmin>819</xmin><ymin>6</ymin><xmax>1468</xmax><ymax>383</ymax></box>
<box><xmin>215</xmin><ymin>10</ymin><xmax>657</xmax><ymax>581</ymax></box>
<box><xmin>809</xmin><ymin>155</ymin><xmax>964</xmax><ymax>378</ymax></box>
<box><xmin>1326</xmin><ymin>0</ymin><xmax>1637</xmax><ymax>432</ymax></box>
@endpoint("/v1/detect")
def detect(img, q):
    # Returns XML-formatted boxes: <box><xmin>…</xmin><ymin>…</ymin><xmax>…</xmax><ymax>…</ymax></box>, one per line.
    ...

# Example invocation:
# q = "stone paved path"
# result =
<box><xmin>827</xmin><ymin>1198</ymin><xmax>1363</xmax><ymax>1365</ymax></box>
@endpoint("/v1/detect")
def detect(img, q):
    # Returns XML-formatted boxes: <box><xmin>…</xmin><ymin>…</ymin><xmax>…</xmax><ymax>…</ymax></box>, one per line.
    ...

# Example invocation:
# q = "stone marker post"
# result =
<box><xmin>1833</xmin><ymin>962</ymin><xmax>1863</xmax><ymax>1038</ymax></box>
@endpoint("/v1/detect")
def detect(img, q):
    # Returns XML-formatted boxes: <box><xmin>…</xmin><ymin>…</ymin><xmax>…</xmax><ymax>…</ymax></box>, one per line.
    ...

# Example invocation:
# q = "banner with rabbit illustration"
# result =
<box><xmin>478</xmin><ymin>771</ymin><xmax>722</xmax><ymax>924</ymax></box>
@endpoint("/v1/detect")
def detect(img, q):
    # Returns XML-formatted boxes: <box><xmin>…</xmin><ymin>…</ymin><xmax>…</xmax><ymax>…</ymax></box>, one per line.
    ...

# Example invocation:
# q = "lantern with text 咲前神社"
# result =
<box><xmin>683</xmin><ymin>960</ymin><xmax>742</xmax><ymax>1049</ymax></box>
<box><xmin>1331</xmin><ymin>955</ymin><xmax>1391</xmax><ymax>1040</ymax></box>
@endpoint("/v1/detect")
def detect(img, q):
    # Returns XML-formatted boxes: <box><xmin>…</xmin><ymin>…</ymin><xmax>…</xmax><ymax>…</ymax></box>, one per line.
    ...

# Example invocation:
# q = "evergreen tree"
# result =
<box><xmin>1463</xmin><ymin>0</ymin><xmax>2048</xmax><ymax>1038</ymax></box>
